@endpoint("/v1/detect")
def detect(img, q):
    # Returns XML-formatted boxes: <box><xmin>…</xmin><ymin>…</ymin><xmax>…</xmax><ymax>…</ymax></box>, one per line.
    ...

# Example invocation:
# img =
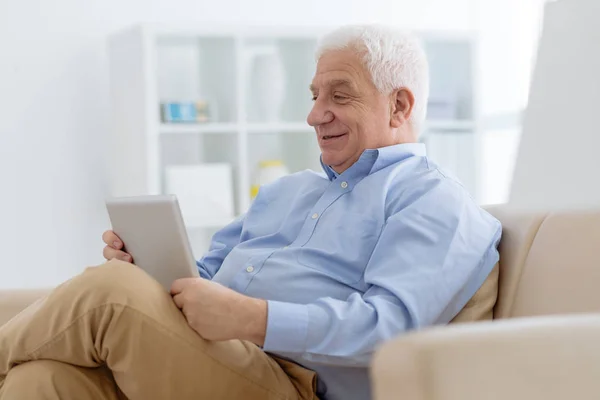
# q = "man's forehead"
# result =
<box><xmin>311</xmin><ymin>51</ymin><xmax>365</xmax><ymax>91</ymax></box>
<box><xmin>310</xmin><ymin>77</ymin><xmax>356</xmax><ymax>92</ymax></box>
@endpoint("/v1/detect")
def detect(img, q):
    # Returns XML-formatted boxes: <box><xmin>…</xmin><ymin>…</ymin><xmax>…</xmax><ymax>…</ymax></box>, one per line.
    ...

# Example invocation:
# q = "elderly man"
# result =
<box><xmin>0</xmin><ymin>25</ymin><xmax>500</xmax><ymax>400</ymax></box>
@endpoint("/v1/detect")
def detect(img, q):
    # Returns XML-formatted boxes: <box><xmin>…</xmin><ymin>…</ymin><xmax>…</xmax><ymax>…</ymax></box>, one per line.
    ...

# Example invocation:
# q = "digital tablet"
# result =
<box><xmin>105</xmin><ymin>195</ymin><xmax>200</xmax><ymax>290</ymax></box>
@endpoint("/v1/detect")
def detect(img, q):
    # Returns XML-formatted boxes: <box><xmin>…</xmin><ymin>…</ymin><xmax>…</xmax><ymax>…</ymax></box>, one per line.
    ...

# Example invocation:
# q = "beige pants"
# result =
<box><xmin>0</xmin><ymin>260</ymin><xmax>317</xmax><ymax>400</ymax></box>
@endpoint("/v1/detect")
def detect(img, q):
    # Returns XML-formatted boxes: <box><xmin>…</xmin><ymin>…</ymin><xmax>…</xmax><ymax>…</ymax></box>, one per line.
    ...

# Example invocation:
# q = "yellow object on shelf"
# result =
<box><xmin>258</xmin><ymin>160</ymin><xmax>284</xmax><ymax>168</ymax></box>
<box><xmin>251</xmin><ymin>159</ymin><xmax>290</xmax><ymax>199</ymax></box>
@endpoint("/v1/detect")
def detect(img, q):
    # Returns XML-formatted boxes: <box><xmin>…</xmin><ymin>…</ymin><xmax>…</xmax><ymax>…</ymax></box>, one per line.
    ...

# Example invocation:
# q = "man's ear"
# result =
<box><xmin>390</xmin><ymin>88</ymin><xmax>415</xmax><ymax>128</ymax></box>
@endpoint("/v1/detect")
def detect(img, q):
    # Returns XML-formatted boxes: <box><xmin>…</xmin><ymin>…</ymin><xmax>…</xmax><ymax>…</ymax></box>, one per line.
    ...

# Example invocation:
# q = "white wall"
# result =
<box><xmin>0</xmin><ymin>0</ymin><xmax>476</xmax><ymax>288</ymax></box>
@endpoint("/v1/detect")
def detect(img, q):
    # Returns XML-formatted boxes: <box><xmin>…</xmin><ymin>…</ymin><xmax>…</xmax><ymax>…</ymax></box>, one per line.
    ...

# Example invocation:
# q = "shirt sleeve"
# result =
<box><xmin>262</xmin><ymin>180</ymin><xmax>502</xmax><ymax>366</ymax></box>
<box><xmin>196</xmin><ymin>215</ymin><xmax>245</xmax><ymax>279</ymax></box>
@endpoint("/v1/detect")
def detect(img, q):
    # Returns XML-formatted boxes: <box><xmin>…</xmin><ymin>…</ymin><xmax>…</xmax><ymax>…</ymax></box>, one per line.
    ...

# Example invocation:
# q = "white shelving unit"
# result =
<box><xmin>108</xmin><ymin>24</ymin><xmax>480</xmax><ymax>254</ymax></box>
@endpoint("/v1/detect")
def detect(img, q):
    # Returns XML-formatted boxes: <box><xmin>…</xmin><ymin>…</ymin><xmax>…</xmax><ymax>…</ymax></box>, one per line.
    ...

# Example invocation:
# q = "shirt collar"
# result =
<box><xmin>320</xmin><ymin>158</ymin><xmax>339</xmax><ymax>181</ymax></box>
<box><xmin>320</xmin><ymin>143</ymin><xmax>427</xmax><ymax>182</ymax></box>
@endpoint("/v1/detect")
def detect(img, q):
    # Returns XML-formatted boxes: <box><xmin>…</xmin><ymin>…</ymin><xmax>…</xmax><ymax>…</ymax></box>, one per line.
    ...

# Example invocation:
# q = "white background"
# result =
<box><xmin>0</xmin><ymin>0</ymin><xmax>543</xmax><ymax>288</ymax></box>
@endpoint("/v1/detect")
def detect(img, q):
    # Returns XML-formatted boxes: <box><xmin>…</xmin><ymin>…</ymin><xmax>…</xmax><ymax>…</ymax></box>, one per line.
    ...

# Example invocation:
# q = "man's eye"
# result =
<box><xmin>333</xmin><ymin>95</ymin><xmax>348</xmax><ymax>101</ymax></box>
<box><xmin>311</xmin><ymin>95</ymin><xmax>317</xmax><ymax>101</ymax></box>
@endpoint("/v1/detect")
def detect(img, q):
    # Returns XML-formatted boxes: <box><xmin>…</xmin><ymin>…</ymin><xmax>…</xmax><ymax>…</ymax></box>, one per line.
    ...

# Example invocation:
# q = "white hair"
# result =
<box><xmin>316</xmin><ymin>24</ymin><xmax>430</xmax><ymax>133</ymax></box>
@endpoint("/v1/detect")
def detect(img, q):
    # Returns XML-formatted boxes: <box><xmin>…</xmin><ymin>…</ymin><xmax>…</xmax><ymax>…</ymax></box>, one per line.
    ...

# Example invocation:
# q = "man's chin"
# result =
<box><xmin>320</xmin><ymin>155</ymin><xmax>339</xmax><ymax>168</ymax></box>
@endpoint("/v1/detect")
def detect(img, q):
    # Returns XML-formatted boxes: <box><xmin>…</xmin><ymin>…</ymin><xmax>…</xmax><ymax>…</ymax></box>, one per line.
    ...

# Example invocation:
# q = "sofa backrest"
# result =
<box><xmin>0</xmin><ymin>289</ymin><xmax>51</xmax><ymax>326</ymax></box>
<box><xmin>487</xmin><ymin>206</ymin><xmax>600</xmax><ymax>319</ymax></box>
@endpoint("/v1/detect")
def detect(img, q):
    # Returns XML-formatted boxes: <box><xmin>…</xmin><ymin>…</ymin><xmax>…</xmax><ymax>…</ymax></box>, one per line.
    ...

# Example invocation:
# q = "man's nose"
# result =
<box><xmin>307</xmin><ymin>98</ymin><xmax>334</xmax><ymax>127</ymax></box>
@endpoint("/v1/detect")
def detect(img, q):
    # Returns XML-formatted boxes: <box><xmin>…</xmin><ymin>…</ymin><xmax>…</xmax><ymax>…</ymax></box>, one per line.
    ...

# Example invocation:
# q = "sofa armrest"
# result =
<box><xmin>0</xmin><ymin>289</ymin><xmax>52</xmax><ymax>327</ymax></box>
<box><xmin>371</xmin><ymin>315</ymin><xmax>600</xmax><ymax>400</ymax></box>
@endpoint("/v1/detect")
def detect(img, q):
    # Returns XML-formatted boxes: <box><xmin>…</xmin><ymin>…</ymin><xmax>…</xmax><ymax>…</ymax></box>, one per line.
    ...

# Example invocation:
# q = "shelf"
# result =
<box><xmin>159</xmin><ymin>121</ymin><xmax>473</xmax><ymax>135</ymax></box>
<box><xmin>424</xmin><ymin>120</ymin><xmax>476</xmax><ymax>132</ymax></box>
<box><xmin>247</xmin><ymin>122</ymin><xmax>313</xmax><ymax>134</ymax></box>
<box><xmin>184</xmin><ymin>215</ymin><xmax>236</xmax><ymax>229</ymax></box>
<box><xmin>159</xmin><ymin>123</ymin><xmax>239</xmax><ymax>135</ymax></box>
<box><xmin>160</xmin><ymin>122</ymin><xmax>314</xmax><ymax>135</ymax></box>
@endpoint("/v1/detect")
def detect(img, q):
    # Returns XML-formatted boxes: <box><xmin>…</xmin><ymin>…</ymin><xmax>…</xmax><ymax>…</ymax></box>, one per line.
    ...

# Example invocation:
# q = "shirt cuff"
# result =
<box><xmin>263</xmin><ymin>300</ymin><xmax>309</xmax><ymax>353</ymax></box>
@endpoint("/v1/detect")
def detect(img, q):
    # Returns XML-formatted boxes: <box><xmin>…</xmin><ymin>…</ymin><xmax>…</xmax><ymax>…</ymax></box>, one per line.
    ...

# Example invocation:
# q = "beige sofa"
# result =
<box><xmin>2</xmin><ymin>207</ymin><xmax>600</xmax><ymax>399</ymax></box>
<box><xmin>373</xmin><ymin>206</ymin><xmax>600</xmax><ymax>399</ymax></box>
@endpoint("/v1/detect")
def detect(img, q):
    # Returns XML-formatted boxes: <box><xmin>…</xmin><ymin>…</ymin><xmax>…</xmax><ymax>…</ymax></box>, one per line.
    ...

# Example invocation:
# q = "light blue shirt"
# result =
<box><xmin>197</xmin><ymin>143</ymin><xmax>501</xmax><ymax>400</ymax></box>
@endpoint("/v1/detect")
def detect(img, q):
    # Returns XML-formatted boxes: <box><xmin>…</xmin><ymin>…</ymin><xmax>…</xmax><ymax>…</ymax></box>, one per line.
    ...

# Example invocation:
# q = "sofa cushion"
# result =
<box><xmin>508</xmin><ymin>210</ymin><xmax>600</xmax><ymax>318</ymax></box>
<box><xmin>484</xmin><ymin>206</ymin><xmax>547</xmax><ymax>319</ymax></box>
<box><xmin>451</xmin><ymin>263</ymin><xmax>499</xmax><ymax>323</ymax></box>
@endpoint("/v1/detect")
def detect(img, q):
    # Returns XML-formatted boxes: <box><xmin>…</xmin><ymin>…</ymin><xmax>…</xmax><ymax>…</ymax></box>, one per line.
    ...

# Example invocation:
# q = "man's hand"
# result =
<box><xmin>101</xmin><ymin>230</ymin><xmax>133</xmax><ymax>263</ymax></box>
<box><xmin>170</xmin><ymin>278</ymin><xmax>267</xmax><ymax>346</ymax></box>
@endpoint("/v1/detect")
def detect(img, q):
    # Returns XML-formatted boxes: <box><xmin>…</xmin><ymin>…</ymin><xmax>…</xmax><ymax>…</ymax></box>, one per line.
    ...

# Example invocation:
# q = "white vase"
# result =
<box><xmin>250</xmin><ymin>52</ymin><xmax>286</xmax><ymax>122</ymax></box>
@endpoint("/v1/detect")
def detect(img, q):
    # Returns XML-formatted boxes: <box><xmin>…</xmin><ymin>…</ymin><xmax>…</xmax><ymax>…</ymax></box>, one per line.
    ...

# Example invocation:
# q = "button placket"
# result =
<box><xmin>294</xmin><ymin>180</ymin><xmax>348</xmax><ymax>246</ymax></box>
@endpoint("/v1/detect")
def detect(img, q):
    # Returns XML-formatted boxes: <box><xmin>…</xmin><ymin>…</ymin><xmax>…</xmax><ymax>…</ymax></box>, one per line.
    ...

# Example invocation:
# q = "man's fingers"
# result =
<box><xmin>172</xmin><ymin>293</ymin><xmax>184</xmax><ymax>309</ymax></box>
<box><xmin>170</xmin><ymin>278</ymin><xmax>196</xmax><ymax>295</ymax></box>
<box><xmin>102</xmin><ymin>230</ymin><xmax>123</xmax><ymax>249</ymax></box>
<box><xmin>102</xmin><ymin>246</ymin><xmax>132</xmax><ymax>262</ymax></box>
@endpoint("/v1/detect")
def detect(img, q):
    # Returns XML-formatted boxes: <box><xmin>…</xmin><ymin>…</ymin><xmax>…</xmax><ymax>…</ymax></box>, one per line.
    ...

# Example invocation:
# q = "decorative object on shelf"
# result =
<box><xmin>160</xmin><ymin>100</ymin><xmax>215</xmax><ymax>123</ymax></box>
<box><xmin>164</xmin><ymin>163</ymin><xmax>234</xmax><ymax>226</ymax></box>
<box><xmin>249</xmin><ymin>49</ymin><xmax>286</xmax><ymax>122</ymax></box>
<box><xmin>251</xmin><ymin>160</ymin><xmax>290</xmax><ymax>199</ymax></box>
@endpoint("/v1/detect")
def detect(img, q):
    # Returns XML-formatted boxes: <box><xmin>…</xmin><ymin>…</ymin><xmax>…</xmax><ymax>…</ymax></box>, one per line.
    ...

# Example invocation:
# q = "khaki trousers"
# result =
<box><xmin>0</xmin><ymin>260</ymin><xmax>317</xmax><ymax>399</ymax></box>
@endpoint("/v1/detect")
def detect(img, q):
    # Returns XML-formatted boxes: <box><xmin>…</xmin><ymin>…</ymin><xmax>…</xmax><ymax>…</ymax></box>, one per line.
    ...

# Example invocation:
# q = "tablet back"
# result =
<box><xmin>106</xmin><ymin>195</ymin><xmax>200</xmax><ymax>290</ymax></box>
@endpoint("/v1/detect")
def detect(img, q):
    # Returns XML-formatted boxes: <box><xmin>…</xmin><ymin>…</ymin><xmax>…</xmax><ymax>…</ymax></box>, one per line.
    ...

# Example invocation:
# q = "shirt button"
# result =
<box><xmin>246</xmin><ymin>266</ymin><xmax>254</xmax><ymax>273</ymax></box>
<box><xmin>311</xmin><ymin>213</ymin><xmax>319</xmax><ymax>219</ymax></box>
<box><xmin>341</xmin><ymin>181</ymin><xmax>348</xmax><ymax>189</ymax></box>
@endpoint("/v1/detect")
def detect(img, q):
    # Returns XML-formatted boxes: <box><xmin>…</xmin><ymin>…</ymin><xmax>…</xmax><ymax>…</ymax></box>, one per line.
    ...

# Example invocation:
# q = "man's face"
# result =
<box><xmin>307</xmin><ymin>49</ymin><xmax>395</xmax><ymax>173</ymax></box>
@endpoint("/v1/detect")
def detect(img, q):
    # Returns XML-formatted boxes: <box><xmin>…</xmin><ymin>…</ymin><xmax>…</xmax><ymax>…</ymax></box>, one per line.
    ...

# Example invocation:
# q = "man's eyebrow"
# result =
<box><xmin>309</xmin><ymin>79</ymin><xmax>355</xmax><ymax>93</ymax></box>
<box><xmin>328</xmin><ymin>79</ymin><xmax>354</xmax><ymax>88</ymax></box>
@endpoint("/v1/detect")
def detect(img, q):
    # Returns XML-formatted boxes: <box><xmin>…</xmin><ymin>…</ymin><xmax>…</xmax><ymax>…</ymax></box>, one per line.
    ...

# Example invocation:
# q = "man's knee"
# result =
<box><xmin>1</xmin><ymin>360</ymin><xmax>72</xmax><ymax>396</ymax></box>
<box><xmin>64</xmin><ymin>259</ymin><xmax>170</xmax><ymax>308</ymax></box>
<box><xmin>1</xmin><ymin>361</ymin><xmax>120</xmax><ymax>399</ymax></box>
